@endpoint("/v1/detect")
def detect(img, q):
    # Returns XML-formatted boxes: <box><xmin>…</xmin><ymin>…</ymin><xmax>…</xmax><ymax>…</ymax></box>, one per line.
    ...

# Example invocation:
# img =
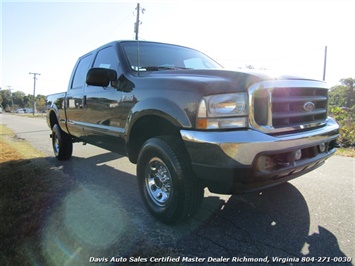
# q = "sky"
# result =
<box><xmin>1</xmin><ymin>0</ymin><xmax>354</xmax><ymax>96</ymax></box>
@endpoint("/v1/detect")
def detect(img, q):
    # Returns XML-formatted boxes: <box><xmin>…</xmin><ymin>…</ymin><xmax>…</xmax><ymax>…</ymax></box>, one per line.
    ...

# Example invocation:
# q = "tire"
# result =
<box><xmin>52</xmin><ymin>124</ymin><xmax>73</xmax><ymax>160</ymax></box>
<box><xmin>137</xmin><ymin>136</ymin><xmax>204</xmax><ymax>224</ymax></box>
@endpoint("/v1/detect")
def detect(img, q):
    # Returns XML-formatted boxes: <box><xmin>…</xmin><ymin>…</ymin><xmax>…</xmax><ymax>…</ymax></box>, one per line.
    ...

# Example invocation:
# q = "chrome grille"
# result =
<box><xmin>250</xmin><ymin>80</ymin><xmax>329</xmax><ymax>134</ymax></box>
<box><xmin>272</xmin><ymin>87</ymin><xmax>328</xmax><ymax>128</ymax></box>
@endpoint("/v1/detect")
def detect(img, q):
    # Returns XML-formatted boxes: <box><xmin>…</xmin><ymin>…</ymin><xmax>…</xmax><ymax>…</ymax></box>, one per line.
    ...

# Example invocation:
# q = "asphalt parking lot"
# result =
<box><xmin>1</xmin><ymin>114</ymin><xmax>354</xmax><ymax>265</ymax></box>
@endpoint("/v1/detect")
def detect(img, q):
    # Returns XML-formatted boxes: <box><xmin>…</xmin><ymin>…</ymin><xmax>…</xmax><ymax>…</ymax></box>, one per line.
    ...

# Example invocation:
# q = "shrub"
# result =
<box><xmin>330</xmin><ymin>106</ymin><xmax>355</xmax><ymax>147</ymax></box>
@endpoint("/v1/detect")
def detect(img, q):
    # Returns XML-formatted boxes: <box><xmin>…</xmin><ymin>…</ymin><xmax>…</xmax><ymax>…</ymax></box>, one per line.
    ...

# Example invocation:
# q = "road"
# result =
<box><xmin>1</xmin><ymin>113</ymin><xmax>354</xmax><ymax>265</ymax></box>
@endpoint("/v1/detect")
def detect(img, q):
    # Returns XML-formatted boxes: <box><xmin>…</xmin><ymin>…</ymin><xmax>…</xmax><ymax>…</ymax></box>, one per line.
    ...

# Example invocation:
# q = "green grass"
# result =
<box><xmin>0</xmin><ymin>125</ymin><xmax>74</xmax><ymax>265</ymax></box>
<box><xmin>335</xmin><ymin>147</ymin><xmax>355</xmax><ymax>157</ymax></box>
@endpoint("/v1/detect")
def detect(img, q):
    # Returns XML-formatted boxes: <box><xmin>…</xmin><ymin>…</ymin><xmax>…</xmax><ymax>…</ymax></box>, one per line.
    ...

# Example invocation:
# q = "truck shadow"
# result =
<box><xmin>1</xmin><ymin>153</ymin><xmax>350</xmax><ymax>265</ymax></box>
<box><xmin>185</xmin><ymin>186</ymin><xmax>349</xmax><ymax>263</ymax></box>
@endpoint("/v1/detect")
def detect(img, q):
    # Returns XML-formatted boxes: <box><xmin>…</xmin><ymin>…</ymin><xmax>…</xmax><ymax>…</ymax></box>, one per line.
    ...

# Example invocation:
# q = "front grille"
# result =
<box><xmin>250</xmin><ymin>80</ymin><xmax>329</xmax><ymax>133</ymax></box>
<box><xmin>272</xmin><ymin>87</ymin><xmax>328</xmax><ymax>128</ymax></box>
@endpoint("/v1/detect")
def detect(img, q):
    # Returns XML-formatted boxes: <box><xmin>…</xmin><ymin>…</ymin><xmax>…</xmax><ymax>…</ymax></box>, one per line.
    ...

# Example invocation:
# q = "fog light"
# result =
<box><xmin>256</xmin><ymin>155</ymin><xmax>277</xmax><ymax>172</ymax></box>
<box><xmin>319</xmin><ymin>143</ymin><xmax>326</xmax><ymax>152</ymax></box>
<box><xmin>295</xmin><ymin>149</ymin><xmax>302</xmax><ymax>161</ymax></box>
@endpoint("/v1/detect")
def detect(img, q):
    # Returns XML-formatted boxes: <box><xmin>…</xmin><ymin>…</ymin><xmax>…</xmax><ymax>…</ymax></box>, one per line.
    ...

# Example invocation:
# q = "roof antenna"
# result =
<box><xmin>137</xmin><ymin>40</ymin><xmax>140</xmax><ymax>76</ymax></box>
<box><xmin>134</xmin><ymin>3</ymin><xmax>145</xmax><ymax>76</ymax></box>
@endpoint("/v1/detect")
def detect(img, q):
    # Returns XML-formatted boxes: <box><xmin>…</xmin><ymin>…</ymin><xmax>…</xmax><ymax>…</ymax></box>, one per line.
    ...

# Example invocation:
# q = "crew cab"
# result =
<box><xmin>46</xmin><ymin>41</ymin><xmax>339</xmax><ymax>224</ymax></box>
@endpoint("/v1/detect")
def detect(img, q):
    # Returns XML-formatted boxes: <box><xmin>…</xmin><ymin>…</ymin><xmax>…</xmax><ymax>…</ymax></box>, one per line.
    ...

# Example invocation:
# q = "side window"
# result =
<box><xmin>71</xmin><ymin>55</ymin><xmax>92</xmax><ymax>89</ymax></box>
<box><xmin>93</xmin><ymin>46</ymin><xmax>119</xmax><ymax>70</ymax></box>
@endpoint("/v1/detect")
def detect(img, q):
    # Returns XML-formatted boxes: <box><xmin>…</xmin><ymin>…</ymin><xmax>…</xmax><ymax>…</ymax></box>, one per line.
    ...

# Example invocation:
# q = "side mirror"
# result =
<box><xmin>86</xmin><ymin>68</ymin><xmax>117</xmax><ymax>87</ymax></box>
<box><xmin>112</xmin><ymin>74</ymin><xmax>135</xmax><ymax>92</ymax></box>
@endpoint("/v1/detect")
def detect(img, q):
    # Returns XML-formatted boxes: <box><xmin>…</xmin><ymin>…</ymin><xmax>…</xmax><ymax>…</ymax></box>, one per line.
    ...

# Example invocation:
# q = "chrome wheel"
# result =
<box><xmin>137</xmin><ymin>136</ymin><xmax>203</xmax><ymax>224</ymax></box>
<box><xmin>53</xmin><ymin>132</ymin><xmax>60</xmax><ymax>155</ymax></box>
<box><xmin>145</xmin><ymin>157</ymin><xmax>172</xmax><ymax>207</ymax></box>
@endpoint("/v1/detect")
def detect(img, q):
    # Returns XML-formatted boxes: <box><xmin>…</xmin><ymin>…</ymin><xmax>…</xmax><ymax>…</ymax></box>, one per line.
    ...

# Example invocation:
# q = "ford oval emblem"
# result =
<box><xmin>303</xmin><ymin>102</ymin><xmax>315</xmax><ymax>112</ymax></box>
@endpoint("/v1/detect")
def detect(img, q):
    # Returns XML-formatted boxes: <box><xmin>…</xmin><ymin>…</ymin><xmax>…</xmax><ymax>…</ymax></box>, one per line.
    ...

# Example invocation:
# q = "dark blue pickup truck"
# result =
<box><xmin>46</xmin><ymin>41</ymin><xmax>339</xmax><ymax>224</ymax></box>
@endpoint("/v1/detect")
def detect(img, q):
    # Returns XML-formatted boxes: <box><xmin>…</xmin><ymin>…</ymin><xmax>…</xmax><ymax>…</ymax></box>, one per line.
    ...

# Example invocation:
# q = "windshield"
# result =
<box><xmin>121</xmin><ymin>42</ymin><xmax>222</xmax><ymax>72</ymax></box>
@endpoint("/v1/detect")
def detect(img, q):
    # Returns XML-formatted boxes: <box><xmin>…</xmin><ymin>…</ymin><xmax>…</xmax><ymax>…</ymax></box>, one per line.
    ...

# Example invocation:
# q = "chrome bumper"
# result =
<box><xmin>180</xmin><ymin>117</ymin><xmax>339</xmax><ymax>194</ymax></box>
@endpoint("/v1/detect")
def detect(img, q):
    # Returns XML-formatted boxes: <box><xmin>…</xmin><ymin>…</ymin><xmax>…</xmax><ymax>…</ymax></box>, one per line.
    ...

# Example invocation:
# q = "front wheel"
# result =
<box><xmin>137</xmin><ymin>136</ymin><xmax>203</xmax><ymax>224</ymax></box>
<box><xmin>51</xmin><ymin>124</ymin><xmax>72</xmax><ymax>160</ymax></box>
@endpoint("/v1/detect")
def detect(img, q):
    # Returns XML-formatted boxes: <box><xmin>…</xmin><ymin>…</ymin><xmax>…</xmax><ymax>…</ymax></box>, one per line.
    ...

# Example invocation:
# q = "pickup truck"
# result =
<box><xmin>46</xmin><ymin>40</ymin><xmax>339</xmax><ymax>224</ymax></box>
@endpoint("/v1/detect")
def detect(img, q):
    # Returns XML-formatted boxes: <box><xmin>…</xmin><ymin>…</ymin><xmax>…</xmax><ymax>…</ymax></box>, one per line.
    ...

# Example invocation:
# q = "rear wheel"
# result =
<box><xmin>51</xmin><ymin>124</ymin><xmax>72</xmax><ymax>160</ymax></box>
<box><xmin>137</xmin><ymin>136</ymin><xmax>203</xmax><ymax>224</ymax></box>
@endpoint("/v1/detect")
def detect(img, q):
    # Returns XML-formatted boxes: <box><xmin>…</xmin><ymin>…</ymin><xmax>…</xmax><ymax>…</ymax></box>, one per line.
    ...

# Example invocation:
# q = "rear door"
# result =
<box><xmin>65</xmin><ymin>54</ymin><xmax>92</xmax><ymax>138</ymax></box>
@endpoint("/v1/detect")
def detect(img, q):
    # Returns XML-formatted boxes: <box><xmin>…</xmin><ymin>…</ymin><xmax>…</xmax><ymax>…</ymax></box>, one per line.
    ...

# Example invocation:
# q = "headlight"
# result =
<box><xmin>197</xmin><ymin>93</ymin><xmax>248</xmax><ymax>129</ymax></box>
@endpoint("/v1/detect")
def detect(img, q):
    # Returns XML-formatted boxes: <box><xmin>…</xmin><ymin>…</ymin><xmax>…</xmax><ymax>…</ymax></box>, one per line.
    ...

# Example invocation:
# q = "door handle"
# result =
<box><xmin>83</xmin><ymin>95</ymin><xmax>87</xmax><ymax>108</ymax></box>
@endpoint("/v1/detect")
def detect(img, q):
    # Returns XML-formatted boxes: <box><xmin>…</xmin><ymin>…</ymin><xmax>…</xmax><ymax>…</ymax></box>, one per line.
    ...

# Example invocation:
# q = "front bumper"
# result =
<box><xmin>181</xmin><ymin>117</ymin><xmax>339</xmax><ymax>194</ymax></box>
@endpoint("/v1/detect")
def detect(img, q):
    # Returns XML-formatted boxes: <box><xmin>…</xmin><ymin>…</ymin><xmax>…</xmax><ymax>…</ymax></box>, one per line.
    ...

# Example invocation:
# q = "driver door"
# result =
<box><xmin>83</xmin><ymin>45</ymin><xmax>125</xmax><ymax>153</ymax></box>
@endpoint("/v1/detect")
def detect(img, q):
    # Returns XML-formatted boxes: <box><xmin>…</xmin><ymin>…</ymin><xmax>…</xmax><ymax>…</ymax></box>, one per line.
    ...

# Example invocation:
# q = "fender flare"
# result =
<box><xmin>46</xmin><ymin>100</ymin><xmax>68</xmax><ymax>133</ymax></box>
<box><xmin>125</xmin><ymin>97</ymin><xmax>192</xmax><ymax>139</ymax></box>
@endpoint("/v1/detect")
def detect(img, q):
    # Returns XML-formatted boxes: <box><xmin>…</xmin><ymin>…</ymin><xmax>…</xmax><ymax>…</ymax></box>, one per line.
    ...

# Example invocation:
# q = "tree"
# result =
<box><xmin>12</xmin><ymin>91</ymin><xmax>26</xmax><ymax>108</ymax></box>
<box><xmin>340</xmin><ymin>78</ymin><xmax>354</xmax><ymax>108</ymax></box>
<box><xmin>329</xmin><ymin>78</ymin><xmax>355</xmax><ymax>147</ymax></box>
<box><xmin>0</xmin><ymin>90</ymin><xmax>13</xmax><ymax>111</ymax></box>
<box><xmin>0</xmin><ymin>90</ymin><xmax>47</xmax><ymax>111</ymax></box>
<box><xmin>23</xmin><ymin>95</ymin><xmax>32</xmax><ymax>108</ymax></box>
<box><xmin>329</xmin><ymin>85</ymin><xmax>348</xmax><ymax>107</ymax></box>
<box><xmin>329</xmin><ymin>78</ymin><xmax>355</xmax><ymax>108</ymax></box>
<box><xmin>36</xmin><ymin>94</ymin><xmax>46</xmax><ymax>112</ymax></box>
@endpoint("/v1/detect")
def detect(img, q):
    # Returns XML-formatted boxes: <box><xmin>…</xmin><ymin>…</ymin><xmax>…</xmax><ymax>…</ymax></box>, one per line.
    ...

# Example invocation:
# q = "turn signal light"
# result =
<box><xmin>197</xmin><ymin>118</ymin><xmax>208</xmax><ymax>129</ymax></box>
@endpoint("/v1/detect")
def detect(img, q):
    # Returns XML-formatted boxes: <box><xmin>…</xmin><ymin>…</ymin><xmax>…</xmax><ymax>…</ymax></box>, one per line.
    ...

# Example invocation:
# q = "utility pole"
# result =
<box><xmin>134</xmin><ymin>3</ymin><xmax>145</xmax><ymax>40</ymax></box>
<box><xmin>6</xmin><ymin>86</ymin><xmax>14</xmax><ymax>111</ymax></box>
<box><xmin>29</xmin><ymin>72</ymin><xmax>41</xmax><ymax>115</ymax></box>
<box><xmin>323</xmin><ymin>46</ymin><xmax>327</xmax><ymax>81</ymax></box>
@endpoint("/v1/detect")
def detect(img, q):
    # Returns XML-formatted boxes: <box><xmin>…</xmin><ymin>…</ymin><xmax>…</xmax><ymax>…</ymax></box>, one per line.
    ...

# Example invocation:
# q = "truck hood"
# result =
<box><xmin>137</xmin><ymin>69</ymin><xmax>323</xmax><ymax>94</ymax></box>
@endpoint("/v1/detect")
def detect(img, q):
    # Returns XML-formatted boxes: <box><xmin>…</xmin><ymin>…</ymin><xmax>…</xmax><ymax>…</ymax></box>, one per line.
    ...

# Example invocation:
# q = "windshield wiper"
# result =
<box><xmin>140</xmin><ymin>66</ymin><xmax>191</xmax><ymax>71</ymax></box>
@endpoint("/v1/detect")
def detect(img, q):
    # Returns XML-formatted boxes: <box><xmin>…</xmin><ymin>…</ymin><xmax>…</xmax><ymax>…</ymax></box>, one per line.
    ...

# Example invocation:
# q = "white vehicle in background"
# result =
<box><xmin>15</xmin><ymin>108</ymin><xmax>34</xmax><ymax>114</ymax></box>
<box><xmin>23</xmin><ymin>108</ymin><xmax>33</xmax><ymax>113</ymax></box>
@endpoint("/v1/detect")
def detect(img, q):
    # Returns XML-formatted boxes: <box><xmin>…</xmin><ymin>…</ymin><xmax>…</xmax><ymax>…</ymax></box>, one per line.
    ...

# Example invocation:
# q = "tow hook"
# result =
<box><xmin>333</xmin><ymin>142</ymin><xmax>341</xmax><ymax>148</ymax></box>
<box><xmin>330</xmin><ymin>141</ymin><xmax>341</xmax><ymax>148</ymax></box>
